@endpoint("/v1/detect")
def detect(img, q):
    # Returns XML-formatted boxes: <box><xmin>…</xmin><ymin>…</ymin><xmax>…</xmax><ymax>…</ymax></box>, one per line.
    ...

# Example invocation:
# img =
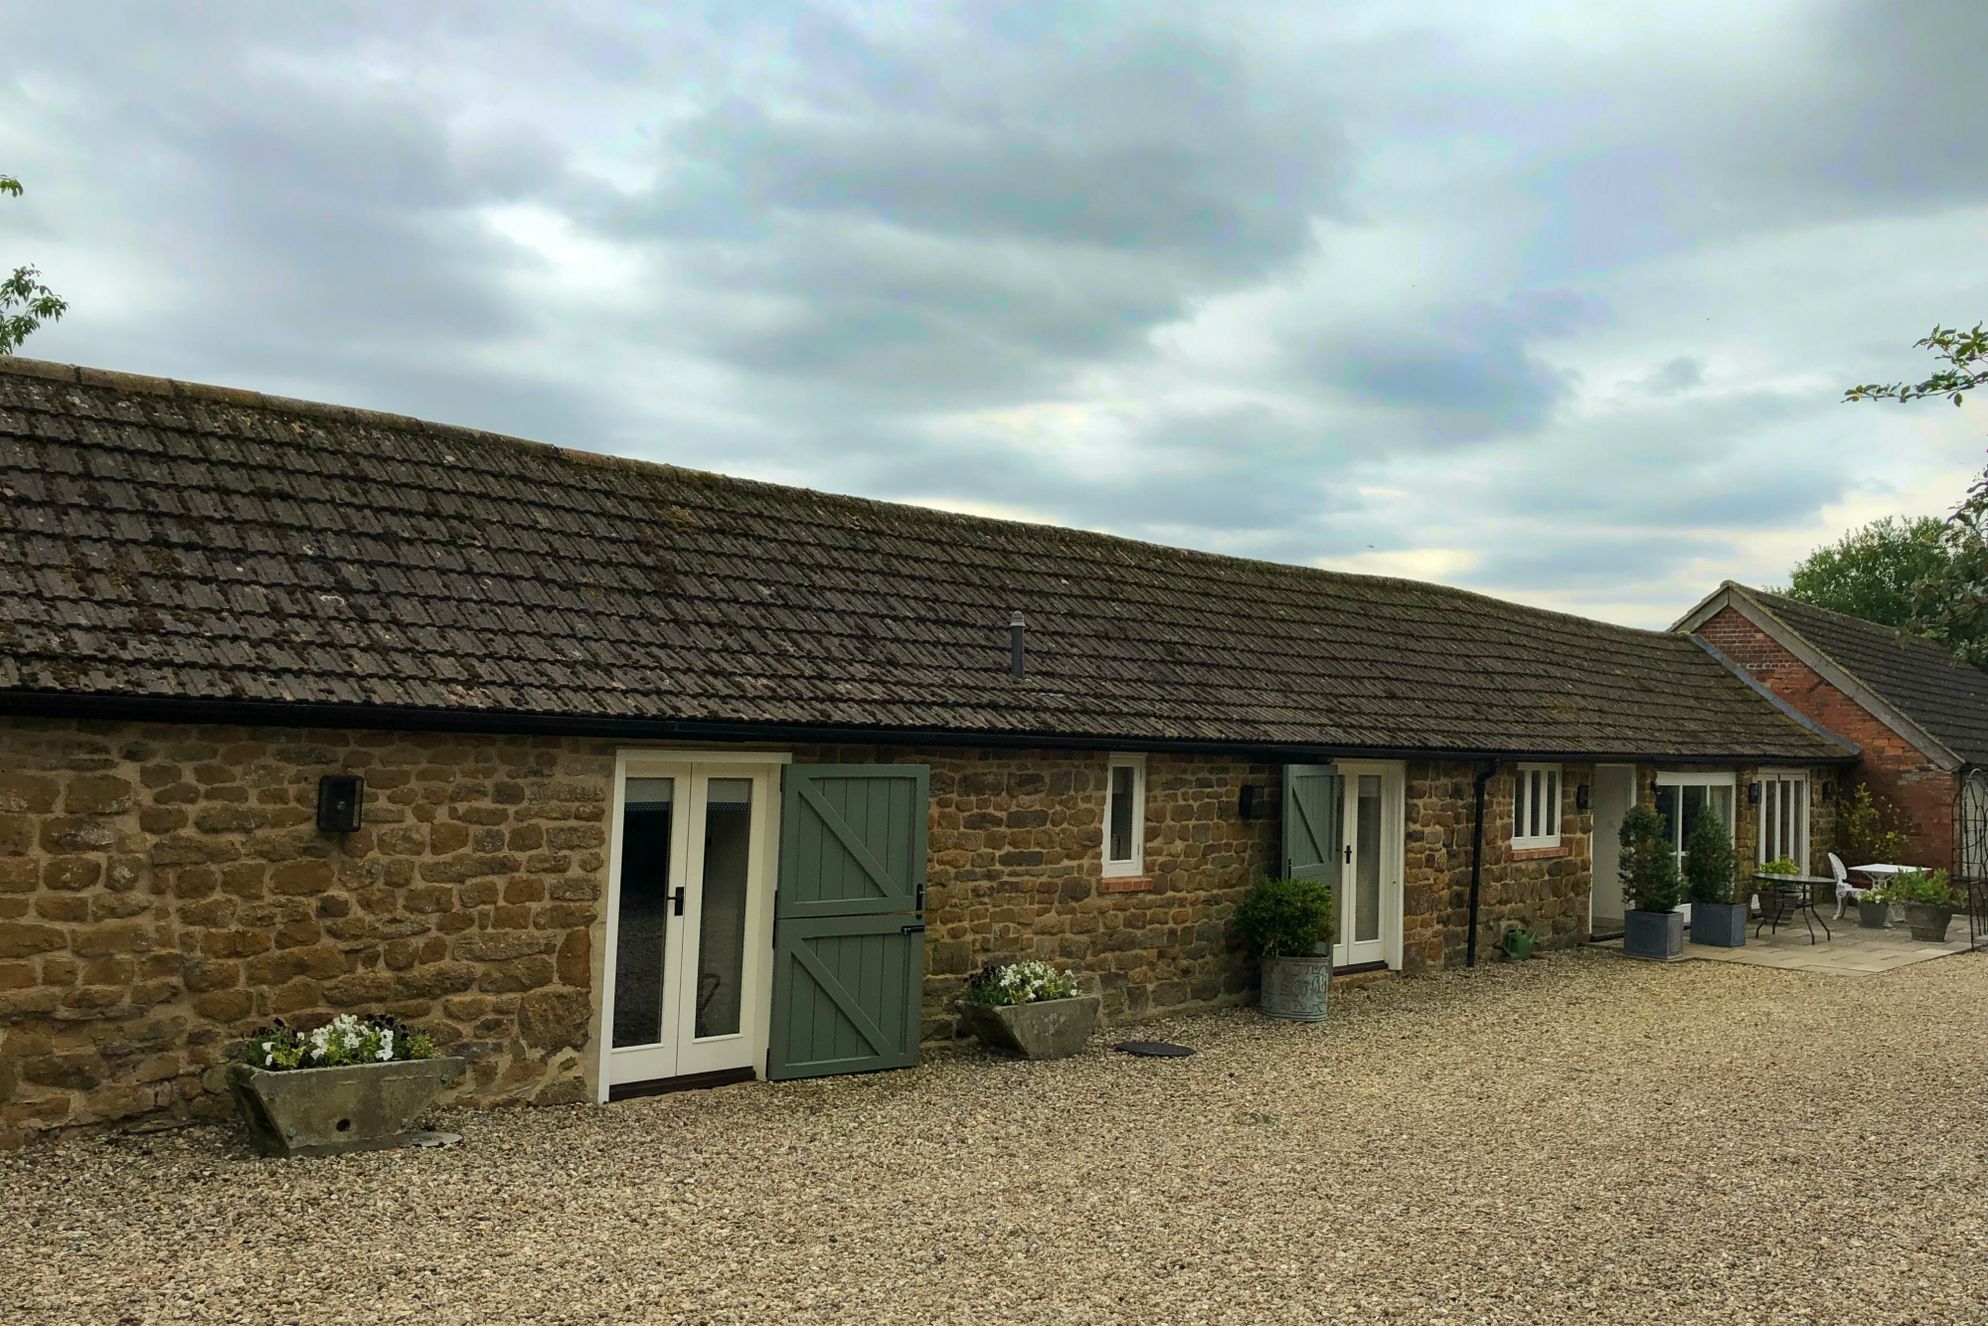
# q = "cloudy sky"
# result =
<box><xmin>6</xmin><ymin>1</ymin><xmax>1985</xmax><ymax>626</ymax></box>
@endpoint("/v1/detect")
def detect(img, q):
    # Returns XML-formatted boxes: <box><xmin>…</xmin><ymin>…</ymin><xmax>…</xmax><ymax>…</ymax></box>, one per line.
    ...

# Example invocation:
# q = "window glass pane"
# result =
<box><xmin>1528</xmin><ymin>770</ymin><xmax>1541</xmax><ymax>838</ymax></box>
<box><xmin>1513</xmin><ymin>774</ymin><xmax>1527</xmax><ymax>839</ymax></box>
<box><xmin>613</xmin><ymin>779</ymin><xmax>675</xmax><ymax>1049</ymax></box>
<box><xmin>1354</xmin><ymin>775</ymin><xmax>1381</xmax><ymax>943</ymax></box>
<box><xmin>1546</xmin><ymin>770</ymin><xmax>1559</xmax><ymax>837</ymax></box>
<box><xmin>1655</xmin><ymin>785</ymin><xmax>1678</xmax><ymax>861</ymax></box>
<box><xmin>1710</xmin><ymin>785</ymin><xmax>1733</xmax><ymax>836</ymax></box>
<box><xmin>1108</xmin><ymin>765</ymin><xmax>1135</xmax><ymax>861</ymax></box>
<box><xmin>694</xmin><ymin>778</ymin><xmax>752</xmax><ymax>1040</ymax></box>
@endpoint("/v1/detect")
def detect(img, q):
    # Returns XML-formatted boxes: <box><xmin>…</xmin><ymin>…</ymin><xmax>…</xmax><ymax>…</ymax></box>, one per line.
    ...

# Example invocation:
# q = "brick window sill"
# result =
<box><xmin>1511</xmin><ymin>844</ymin><xmax>1571</xmax><ymax>862</ymax></box>
<box><xmin>1099</xmin><ymin>875</ymin><xmax>1154</xmax><ymax>894</ymax></box>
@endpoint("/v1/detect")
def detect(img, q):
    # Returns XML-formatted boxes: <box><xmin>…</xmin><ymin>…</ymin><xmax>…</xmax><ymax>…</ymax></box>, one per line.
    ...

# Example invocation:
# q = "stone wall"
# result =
<box><xmin>1697</xmin><ymin>605</ymin><xmax>1951</xmax><ymax>867</ymax></box>
<box><xmin>794</xmin><ymin>745</ymin><xmax>1282</xmax><ymax>1034</ymax></box>
<box><xmin>2</xmin><ymin>712</ymin><xmax>1840</xmax><ymax>1148</ymax></box>
<box><xmin>1</xmin><ymin>717</ymin><xmax>613</xmax><ymax>1149</ymax></box>
<box><xmin>1402</xmin><ymin>760</ymin><xmax>1599</xmax><ymax>968</ymax></box>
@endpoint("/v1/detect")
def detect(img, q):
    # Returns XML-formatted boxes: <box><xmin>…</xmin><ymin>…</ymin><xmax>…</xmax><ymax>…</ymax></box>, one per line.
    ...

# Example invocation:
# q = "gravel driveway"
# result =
<box><xmin>4</xmin><ymin>948</ymin><xmax>1984</xmax><ymax>1325</ymax></box>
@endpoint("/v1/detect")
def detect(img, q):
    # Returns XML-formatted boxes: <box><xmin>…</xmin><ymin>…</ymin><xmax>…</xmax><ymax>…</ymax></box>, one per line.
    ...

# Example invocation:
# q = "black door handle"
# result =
<box><xmin>1343</xmin><ymin>844</ymin><xmax>1353</xmax><ymax>864</ymax></box>
<box><xmin>900</xmin><ymin>923</ymin><xmax>926</xmax><ymax>936</ymax></box>
<box><xmin>672</xmin><ymin>886</ymin><xmax>686</xmax><ymax>917</ymax></box>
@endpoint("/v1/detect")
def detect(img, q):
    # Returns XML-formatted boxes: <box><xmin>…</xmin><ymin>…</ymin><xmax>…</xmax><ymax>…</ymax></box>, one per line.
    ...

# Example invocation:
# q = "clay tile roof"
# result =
<box><xmin>1732</xmin><ymin>585</ymin><xmax>1988</xmax><ymax>766</ymax></box>
<box><xmin>0</xmin><ymin>357</ymin><xmax>1846</xmax><ymax>760</ymax></box>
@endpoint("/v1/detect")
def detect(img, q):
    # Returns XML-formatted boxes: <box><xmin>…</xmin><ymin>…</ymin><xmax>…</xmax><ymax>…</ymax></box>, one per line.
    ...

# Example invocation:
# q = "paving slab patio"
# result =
<box><xmin>1603</xmin><ymin>908</ymin><xmax>1980</xmax><ymax>974</ymax></box>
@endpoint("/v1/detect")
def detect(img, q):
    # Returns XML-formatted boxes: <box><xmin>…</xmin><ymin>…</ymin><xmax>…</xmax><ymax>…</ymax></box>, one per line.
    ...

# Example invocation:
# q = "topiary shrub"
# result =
<box><xmin>1234</xmin><ymin>876</ymin><xmax>1337</xmax><ymax>958</ymax></box>
<box><xmin>1619</xmin><ymin>804</ymin><xmax>1683</xmax><ymax>914</ymax></box>
<box><xmin>1684</xmin><ymin>812</ymin><xmax>1739</xmax><ymax>904</ymax></box>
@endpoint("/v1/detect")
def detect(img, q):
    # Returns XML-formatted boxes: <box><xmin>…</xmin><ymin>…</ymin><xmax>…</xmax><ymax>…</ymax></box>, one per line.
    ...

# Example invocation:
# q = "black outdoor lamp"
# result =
<box><xmin>1748</xmin><ymin>781</ymin><xmax>1761</xmax><ymax>805</ymax></box>
<box><xmin>317</xmin><ymin>774</ymin><xmax>365</xmax><ymax>834</ymax></box>
<box><xmin>1576</xmin><ymin>783</ymin><xmax>1590</xmax><ymax>812</ymax></box>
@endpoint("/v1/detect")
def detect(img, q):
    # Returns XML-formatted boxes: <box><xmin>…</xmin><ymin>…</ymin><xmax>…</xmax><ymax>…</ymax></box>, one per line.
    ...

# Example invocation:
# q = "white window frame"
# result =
<box><xmin>1102</xmin><ymin>753</ymin><xmax>1147</xmax><ymax>878</ymax></box>
<box><xmin>1512</xmin><ymin>763</ymin><xmax>1562</xmax><ymax>849</ymax></box>
<box><xmin>1755</xmin><ymin>770</ymin><xmax>1810</xmax><ymax>875</ymax></box>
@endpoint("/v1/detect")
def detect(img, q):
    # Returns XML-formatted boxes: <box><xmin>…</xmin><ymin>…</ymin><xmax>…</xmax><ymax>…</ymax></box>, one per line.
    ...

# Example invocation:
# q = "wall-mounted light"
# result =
<box><xmin>1576</xmin><ymin>783</ymin><xmax>1591</xmax><ymax>812</ymax></box>
<box><xmin>317</xmin><ymin>774</ymin><xmax>364</xmax><ymax>834</ymax></box>
<box><xmin>1238</xmin><ymin>784</ymin><xmax>1270</xmax><ymax>821</ymax></box>
<box><xmin>1747</xmin><ymin>781</ymin><xmax>1761</xmax><ymax>805</ymax></box>
<box><xmin>1821</xmin><ymin>780</ymin><xmax>1835</xmax><ymax>802</ymax></box>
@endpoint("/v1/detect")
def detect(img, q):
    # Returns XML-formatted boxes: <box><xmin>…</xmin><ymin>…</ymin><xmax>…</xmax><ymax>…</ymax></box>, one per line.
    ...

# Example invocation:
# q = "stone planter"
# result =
<box><xmin>1259</xmin><ymin>955</ymin><xmax>1331</xmax><ymax>1021</ymax></box>
<box><xmin>1857</xmin><ymin>898</ymin><xmax>1891</xmax><ymax>929</ymax></box>
<box><xmin>957</xmin><ymin>995</ymin><xmax>1100</xmax><ymax>1060</ymax></box>
<box><xmin>1691</xmin><ymin>901</ymin><xmax>1748</xmax><ymax>948</ymax></box>
<box><xmin>1622</xmin><ymin>909</ymin><xmax>1685</xmax><ymax>962</ymax></box>
<box><xmin>227</xmin><ymin>1057</ymin><xmax>465</xmax><ymax>1158</ymax></box>
<box><xmin>1902</xmin><ymin>902</ymin><xmax>1955</xmax><ymax>943</ymax></box>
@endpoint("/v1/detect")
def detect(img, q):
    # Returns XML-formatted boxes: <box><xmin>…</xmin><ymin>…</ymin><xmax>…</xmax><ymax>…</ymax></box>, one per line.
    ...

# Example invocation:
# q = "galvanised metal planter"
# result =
<box><xmin>957</xmin><ymin>995</ymin><xmax>1101</xmax><ymax>1060</ymax></box>
<box><xmin>1259</xmin><ymin>955</ymin><xmax>1331</xmax><ymax>1021</ymax></box>
<box><xmin>1902</xmin><ymin>903</ymin><xmax>1954</xmax><ymax>943</ymax></box>
<box><xmin>227</xmin><ymin>1057</ymin><xmax>465</xmax><ymax>1158</ymax></box>
<box><xmin>1691</xmin><ymin>902</ymin><xmax>1748</xmax><ymax>948</ymax></box>
<box><xmin>1622</xmin><ymin>909</ymin><xmax>1685</xmax><ymax>962</ymax></box>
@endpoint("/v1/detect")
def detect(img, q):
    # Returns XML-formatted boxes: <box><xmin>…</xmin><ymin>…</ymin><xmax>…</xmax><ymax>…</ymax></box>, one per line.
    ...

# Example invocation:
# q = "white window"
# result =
<box><xmin>1756</xmin><ymin>771</ymin><xmax>1810</xmax><ymax>873</ymax></box>
<box><xmin>1512</xmin><ymin>763</ymin><xmax>1561</xmax><ymax>848</ymax></box>
<box><xmin>1102</xmin><ymin>753</ymin><xmax>1146</xmax><ymax>878</ymax></box>
<box><xmin>1654</xmin><ymin>771</ymin><xmax>1737</xmax><ymax>872</ymax></box>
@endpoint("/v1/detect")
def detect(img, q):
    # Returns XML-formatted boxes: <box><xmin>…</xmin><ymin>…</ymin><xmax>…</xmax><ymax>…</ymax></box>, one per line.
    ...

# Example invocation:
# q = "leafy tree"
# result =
<box><xmin>1</xmin><ymin>174</ymin><xmax>67</xmax><ymax>355</ymax></box>
<box><xmin>1618</xmin><ymin>804</ymin><xmax>1682</xmax><ymax>914</ymax></box>
<box><xmin>1779</xmin><ymin>515</ymin><xmax>1953</xmax><ymax>628</ymax></box>
<box><xmin>1835</xmin><ymin>781</ymin><xmax>1914</xmax><ymax>864</ymax></box>
<box><xmin>1845</xmin><ymin>326</ymin><xmax>1988</xmax><ymax>667</ymax></box>
<box><xmin>1683</xmin><ymin>811</ymin><xmax>1739</xmax><ymax>904</ymax></box>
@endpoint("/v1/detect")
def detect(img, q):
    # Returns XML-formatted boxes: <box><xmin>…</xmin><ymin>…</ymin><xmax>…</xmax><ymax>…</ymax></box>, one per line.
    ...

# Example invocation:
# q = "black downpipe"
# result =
<box><xmin>1466</xmin><ymin>758</ymin><xmax>1499</xmax><ymax>968</ymax></box>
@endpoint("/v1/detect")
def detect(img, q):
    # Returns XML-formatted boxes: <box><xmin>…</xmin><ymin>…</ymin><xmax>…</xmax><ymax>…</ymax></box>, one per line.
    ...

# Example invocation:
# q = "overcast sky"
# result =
<box><xmin>7</xmin><ymin>1</ymin><xmax>1986</xmax><ymax>626</ymax></box>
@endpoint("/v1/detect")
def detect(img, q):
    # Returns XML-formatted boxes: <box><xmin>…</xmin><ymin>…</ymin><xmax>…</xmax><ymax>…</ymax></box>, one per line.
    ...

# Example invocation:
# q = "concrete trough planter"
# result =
<box><xmin>1622</xmin><ymin>909</ymin><xmax>1685</xmax><ymax>962</ymax></box>
<box><xmin>957</xmin><ymin>995</ymin><xmax>1100</xmax><ymax>1060</ymax></box>
<box><xmin>227</xmin><ymin>1057</ymin><xmax>465</xmax><ymax>1158</ymax></box>
<box><xmin>1902</xmin><ymin>903</ymin><xmax>1955</xmax><ymax>943</ymax></box>
<box><xmin>1691</xmin><ymin>902</ymin><xmax>1748</xmax><ymax>949</ymax></box>
<box><xmin>1259</xmin><ymin>955</ymin><xmax>1332</xmax><ymax>1021</ymax></box>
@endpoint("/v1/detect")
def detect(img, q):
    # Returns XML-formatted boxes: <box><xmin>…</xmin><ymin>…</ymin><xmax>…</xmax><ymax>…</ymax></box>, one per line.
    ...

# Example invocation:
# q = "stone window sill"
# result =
<box><xmin>1099</xmin><ymin>876</ymin><xmax>1154</xmax><ymax>894</ymax></box>
<box><xmin>1511</xmin><ymin>844</ymin><xmax>1571</xmax><ymax>862</ymax></box>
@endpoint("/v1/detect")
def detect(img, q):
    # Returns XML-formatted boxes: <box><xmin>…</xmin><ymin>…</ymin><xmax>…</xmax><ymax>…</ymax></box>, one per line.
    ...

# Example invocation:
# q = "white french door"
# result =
<box><xmin>1654</xmin><ymin>770</ymin><xmax>1737</xmax><ymax>926</ymax></box>
<box><xmin>1334</xmin><ymin>761</ymin><xmax>1401</xmax><ymax>967</ymax></box>
<box><xmin>601</xmin><ymin>755</ymin><xmax>784</xmax><ymax>1092</ymax></box>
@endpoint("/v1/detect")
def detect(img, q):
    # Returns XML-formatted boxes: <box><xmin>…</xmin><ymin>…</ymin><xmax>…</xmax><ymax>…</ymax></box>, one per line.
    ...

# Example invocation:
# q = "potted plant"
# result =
<box><xmin>1235</xmin><ymin>876</ymin><xmax>1337</xmax><ymax>1021</ymax></box>
<box><xmin>227</xmin><ymin>1013</ymin><xmax>464</xmax><ymax>1158</ymax></box>
<box><xmin>1501</xmin><ymin>926</ymin><xmax>1537</xmax><ymax>961</ymax></box>
<box><xmin>955</xmin><ymin>960</ymin><xmax>1100</xmax><ymax>1060</ymax></box>
<box><xmin>1619</xmin><ymin>805</ymin><xmax>1686</xmax><ymax>961</ymax></box>
<box><xmin>1876</xmin><ymin>868</ymin><xmax>1964</xmax><ymax>942</ymax></box>
<box><xmin>1685</xmin><ymin>812</ymin><xmax>1746</xmax><ymax>947</ymax></box>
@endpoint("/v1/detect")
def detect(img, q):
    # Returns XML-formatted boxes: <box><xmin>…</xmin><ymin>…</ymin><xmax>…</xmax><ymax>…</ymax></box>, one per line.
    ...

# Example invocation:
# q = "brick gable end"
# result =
<box><xmin>1697</xmin><ymin>605</ymin><xmax>1954</xmax><ymax>866</ymax></box>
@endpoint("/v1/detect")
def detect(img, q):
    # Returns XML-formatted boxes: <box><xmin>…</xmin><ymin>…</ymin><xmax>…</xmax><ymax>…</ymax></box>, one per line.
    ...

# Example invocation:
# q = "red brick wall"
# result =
<box><xmin>1696</xmin><ymin>605</ymin><xmax>1954</xmax><ymax>866</ymax></box>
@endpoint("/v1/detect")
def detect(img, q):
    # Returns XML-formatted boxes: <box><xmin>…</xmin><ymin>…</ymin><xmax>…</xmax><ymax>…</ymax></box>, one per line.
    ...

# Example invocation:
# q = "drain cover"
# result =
<box><xmin>1113</xmin><ymin>1040</ymin><xmax>1194</xmax><ymax>1058</ymax></box>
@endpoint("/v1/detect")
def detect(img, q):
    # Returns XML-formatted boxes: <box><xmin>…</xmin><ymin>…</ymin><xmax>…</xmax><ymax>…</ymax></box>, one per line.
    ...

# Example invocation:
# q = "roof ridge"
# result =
<box><xmin>2</xmin><ymin>353</ymin><xmax>1689</xmax><ymax>644</ymax></box>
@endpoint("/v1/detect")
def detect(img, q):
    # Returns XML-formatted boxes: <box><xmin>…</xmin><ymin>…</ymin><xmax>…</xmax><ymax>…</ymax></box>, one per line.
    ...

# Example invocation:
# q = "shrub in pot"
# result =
<box><xmin>228</xmin><ymin>1014</ymin><xmax>464</xmax><ymax>1158</ymax></box>
<box><xmin>1876</xmin><ymin>868</ymin><xmax>1964</xmax><ymax>942</ymax></box>
<box><xmin>1684</xmin><ymin>812</ymin><xmax>1746</xmax><ymax>947</ymax></box>
<box><xmin>1235</xmin><ymin>876</ymin><xmax>1337</xmax><ymax>1021</ymax></box>
<box><xmin>1619</xmin><ymin>805</ymin><xmax>1686</xmax><ymax>961</ymax></box>
<box><xmin>956</xmin><ymin>960</ymin><xmax>1100</xmax><ymax>1059</ymax></box>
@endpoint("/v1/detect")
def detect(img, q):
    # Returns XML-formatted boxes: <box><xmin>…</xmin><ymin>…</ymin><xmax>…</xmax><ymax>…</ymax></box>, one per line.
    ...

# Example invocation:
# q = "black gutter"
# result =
<box><xmin>0</xmin><ymin>689</ymin><xmax>1861</xmax><ymax>766</ymax></box>
<box><xmin>1465</xmin><ymin>758</ymin><xmax>1498</xmax><ymax>968</ymax></box>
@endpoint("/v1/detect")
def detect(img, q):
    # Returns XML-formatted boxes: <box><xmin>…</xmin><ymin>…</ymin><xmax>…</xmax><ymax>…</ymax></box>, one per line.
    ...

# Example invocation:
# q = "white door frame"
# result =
<box><xmin>1333</xmin><ymin>759</ymin><xmax>1405</xmax><ymax>970</ymax></box>
<box><xmin>1589</xmin><ymin>763</ymin><xmax>1637</xmax><ymax>935</ymax></box>
<box><xmin>597</xmin><ymin>750</ymin><xmax>789</xmax><ymax>1102</ymax></box>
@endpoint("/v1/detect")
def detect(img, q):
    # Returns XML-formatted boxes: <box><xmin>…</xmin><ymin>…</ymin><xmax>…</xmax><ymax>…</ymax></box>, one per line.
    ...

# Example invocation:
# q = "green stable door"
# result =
<box><xmin>768</xmin><ymin>764</ymin><xmax>930</xmax><ymax>1080</ymax></box>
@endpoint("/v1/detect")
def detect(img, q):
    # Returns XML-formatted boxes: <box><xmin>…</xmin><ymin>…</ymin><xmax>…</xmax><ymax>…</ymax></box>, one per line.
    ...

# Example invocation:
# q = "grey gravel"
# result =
<box><xmin>4</xmin><ymin>948</ymin><xmax>1984</xmax><ymax>1325</ymax></box>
